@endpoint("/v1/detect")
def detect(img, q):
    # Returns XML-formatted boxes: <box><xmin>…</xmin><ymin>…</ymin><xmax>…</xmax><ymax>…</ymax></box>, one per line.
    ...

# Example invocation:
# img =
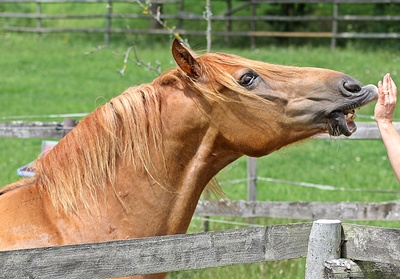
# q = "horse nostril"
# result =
<box><xmin>343</xmin><ymin>81</ymin><xmax>362</xmax><ymax>93</ymax></box>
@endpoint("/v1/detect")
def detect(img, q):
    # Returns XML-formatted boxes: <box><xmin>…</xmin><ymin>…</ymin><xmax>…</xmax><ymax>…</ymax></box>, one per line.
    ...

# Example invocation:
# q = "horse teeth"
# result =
<box><xmin>345</xmin><ymin>112</ymin><xmax>356</xmax><ymax>120</ymax></box>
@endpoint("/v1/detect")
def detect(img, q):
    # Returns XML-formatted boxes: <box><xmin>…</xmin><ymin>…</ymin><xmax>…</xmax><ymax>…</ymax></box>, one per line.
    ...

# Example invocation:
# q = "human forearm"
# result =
<box><xmin>377</xmin><ymin>121</ymin><xmax>400</xmax><ymax>183</ymax></box>
<box><xmin>375</xmin><ymin>73</ymin><xmax>400</xmax><ymax>183</ymax></box>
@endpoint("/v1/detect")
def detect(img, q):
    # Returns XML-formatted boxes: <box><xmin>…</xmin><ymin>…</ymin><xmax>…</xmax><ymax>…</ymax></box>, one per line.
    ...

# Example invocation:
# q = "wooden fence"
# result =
<box><xmin>195</xmin><ymin>200</ymin><xmax>400</xmax><ymax>221</ymax></box>
<box><xmin>0</xmin><ymin>220</ymin><xmax>400</xmax><ymax>278</ymax></box>
<box><xmin>1</xmin><ymin>0</ymin><xmax>400</xmax><ymax>48</ymax></box>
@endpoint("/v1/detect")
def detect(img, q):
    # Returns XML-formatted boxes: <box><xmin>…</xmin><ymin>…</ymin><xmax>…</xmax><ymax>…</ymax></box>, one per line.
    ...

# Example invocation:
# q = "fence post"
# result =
<box><xmin>305</xmin><ymin>219</ymin><xmax>341</xmax><ymax>279</ymax></box>
<box><xmin>224</xmin><ymin>0</ymin><xmax>232</xmax><ymax>45</ymax></box>
<box><xmin>36</xmin><ymin>1</ymin><xmax>41</xmax><ymax>37</ymax></box>
<box><xmin>331</xmin><ymin>1</ymin><xmax>338</xmax><ymax>50</ymax></box>
<box><xmin>105</xmin><ymin>0</ymin><xmax>112</xmax><ymax>45</ymax></box>
<box><xmin>205</xmin><ymin>0</ymin><xmax>212</xmax><ymax>52</ymax></box>
<box><xmin>250</xmin><ymin>0</ymin><xmax>256</xmax><ymax>49</ymax></box>
<box><xmin>247</xmin><ymin>157</ymin><xmax>257</xmax><ymax>202</ymax></box>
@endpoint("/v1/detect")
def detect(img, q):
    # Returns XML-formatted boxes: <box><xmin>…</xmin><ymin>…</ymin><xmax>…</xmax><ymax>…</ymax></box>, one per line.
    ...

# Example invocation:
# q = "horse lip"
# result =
<box><xmin>327</xmin><ymin>84</ymin><xmax>378</xmax><ymax>136</ymax></box>
<box><xmin>360</xmin><ymin>84</ymin><xmax>379</xmax><ymax>102</ymax></box>
<box><xmin>339</xmin><ymin>84</ymin><xmax>378</xmax><ymax>110</ymax></box>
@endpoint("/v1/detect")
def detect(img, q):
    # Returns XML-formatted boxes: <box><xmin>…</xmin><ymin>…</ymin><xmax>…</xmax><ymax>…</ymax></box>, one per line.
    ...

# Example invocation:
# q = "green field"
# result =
<box><xmin>1</xmin><ymin>33</ymin><xmax>400</xmax><ymax>278</ymax></box>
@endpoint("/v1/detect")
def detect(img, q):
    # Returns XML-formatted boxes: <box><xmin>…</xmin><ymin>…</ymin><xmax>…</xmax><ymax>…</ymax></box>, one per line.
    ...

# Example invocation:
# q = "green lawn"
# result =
<box><xmin>1</xmin><ymin>33</ymin><xmax>400</xmax><ymax>278</ymax></box>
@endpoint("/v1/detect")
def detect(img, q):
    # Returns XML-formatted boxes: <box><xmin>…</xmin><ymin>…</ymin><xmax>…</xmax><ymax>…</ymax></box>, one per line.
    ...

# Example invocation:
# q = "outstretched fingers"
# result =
<box><xmin>388</xmin><ymin>73</ymin><xmax>398</xmax><ymax>105</ymax></box>
<box><xmin>375</xmin><ymin>73</ymin><xmax>398</xmax><ymax>123</ymax></box>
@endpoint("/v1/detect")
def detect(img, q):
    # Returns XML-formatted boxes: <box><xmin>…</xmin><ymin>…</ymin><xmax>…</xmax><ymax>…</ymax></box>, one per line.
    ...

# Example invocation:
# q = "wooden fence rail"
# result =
<box><xmin>0</xmin><ymin>222</ymin><xmax>312</xmax><ymax>278</ymax></box>
<box><xmin>195</xmin><ymin>200</ymin><xmax>400</xmax><ymax>221</ymax></box>
<box><xmin>0</xmin><ymin>121</ymin><xmax>65</xmax><ymax>138</ymax></box>
<box><xmin>1</xmin><ymin>0</ymin><xmax>400</xmax><ymax>47</ymax></box>
<box><xmin>0</xmin><ymin>220</ymin><xmax>399</xmax><ymax>278</ymax></box>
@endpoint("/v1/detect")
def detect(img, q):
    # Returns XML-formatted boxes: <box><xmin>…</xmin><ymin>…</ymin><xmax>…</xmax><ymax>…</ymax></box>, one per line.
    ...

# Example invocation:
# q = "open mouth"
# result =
<box><xmin>327</xmin><ymin>84</ymin><xmax>378</xmax><ymax>137</ymax></box>
<box><xmin>328</xmin><ymin>109</ymin><xmax>358</xmax><ymax>137</ymax></box>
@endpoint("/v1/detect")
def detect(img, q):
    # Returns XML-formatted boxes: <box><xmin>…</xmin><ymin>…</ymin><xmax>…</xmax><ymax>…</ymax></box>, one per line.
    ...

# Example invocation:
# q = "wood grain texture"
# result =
<box><xmin>305</xmin><ymin>220</ymin><xmax>341</xmax><ymax>279</ymax></box>
<box><xmin>342</xmin><ymin>224</ymin><xmax>400</xmax><ymax>265</ymax></box>
<box><xmin>195</xmin><ymin>200</ymin><xmax>400</xmax><ymax>221</ymax></box>
<box><xmin>0</xmin><ymin>223</ymin><xmax>312</xmax><ymax>278</ymax></box>
<box><xmin>324</xmin><ymin>259</ymin><xmax>400</xmax><ymax>279</ymax></box>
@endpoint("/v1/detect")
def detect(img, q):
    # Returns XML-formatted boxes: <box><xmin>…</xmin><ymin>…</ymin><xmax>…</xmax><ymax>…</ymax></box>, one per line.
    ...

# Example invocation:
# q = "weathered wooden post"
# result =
<box><xmin>150</xmin><ymin>0</ymin><xmax>163</xmax><ymax>30</ymax></box>
<box><xmin>250</xmin><ymin>0</ymin><xmax>256</xmax><ymax>49</ymax></box>
<box><xmin>36</xmin><ymin>1</ymin><xmax>41</xmax><ymax>37</ymax></box>
<box><xmin>247</xmin><ymin>157</ymin><xmax>257</xmax><ymax>202</ymax></box>
<box><xmin>105</xmin><ymin>0</ymin><xmax>112</xmax><ymax>45</ymax></box>
<box><xmin>331</xmin><ymin>1</ymin><xmax>338</xmax><ymax>50</ymax></box>
<box><xmin>205</xmin><ymin>0</ymin><xmax>212</xmax><ymax>53</ymax></box>
<box><xmin>305</xmin><ymin>219</ymin><xmax>342</xmax><ymax>279</ymax></box>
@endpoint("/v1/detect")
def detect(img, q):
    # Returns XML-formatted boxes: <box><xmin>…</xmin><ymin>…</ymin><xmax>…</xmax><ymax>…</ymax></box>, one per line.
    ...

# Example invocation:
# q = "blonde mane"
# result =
<box><xmin>35</xmin><ymin>82</ymin><xmax>164</xmax><ymax>212</ymax></box>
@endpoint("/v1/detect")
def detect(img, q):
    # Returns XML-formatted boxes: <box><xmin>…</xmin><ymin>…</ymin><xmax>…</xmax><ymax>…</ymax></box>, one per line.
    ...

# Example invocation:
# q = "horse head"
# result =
<box><xmin>171</xmin><ymin>39</ymin><xmax>378</xmax><ymax>157</ymax></box>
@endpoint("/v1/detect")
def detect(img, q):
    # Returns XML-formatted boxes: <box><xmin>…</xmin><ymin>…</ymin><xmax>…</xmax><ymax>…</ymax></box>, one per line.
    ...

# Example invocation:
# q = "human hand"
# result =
<box><xmin>374</xmin><ymin>73</ymin><xmax>398</xmax><ymax>125</ymax></box>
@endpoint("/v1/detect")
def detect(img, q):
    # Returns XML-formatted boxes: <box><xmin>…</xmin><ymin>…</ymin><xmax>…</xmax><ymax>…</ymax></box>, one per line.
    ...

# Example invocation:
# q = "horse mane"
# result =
<box><xmin>29</xmin><ymin>64</ymin><xmax>224</xmax><ymax>213</ymax></box>
<box><xmin>6</xmin><ymin>51</ymin><xmax>295</xmax><ymax>212</ymax></box>
<box><xmin>34</xmin><ymin>82</ymin><xmax>165</xmax><ymax>212</ymax></box>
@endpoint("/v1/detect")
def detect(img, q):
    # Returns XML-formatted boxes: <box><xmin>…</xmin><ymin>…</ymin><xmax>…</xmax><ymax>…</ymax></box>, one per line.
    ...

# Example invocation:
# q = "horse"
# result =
<box><xmin>0</xmin><ymin>39</ymin><xmax>378</xmax><ymax>279</ymax></box>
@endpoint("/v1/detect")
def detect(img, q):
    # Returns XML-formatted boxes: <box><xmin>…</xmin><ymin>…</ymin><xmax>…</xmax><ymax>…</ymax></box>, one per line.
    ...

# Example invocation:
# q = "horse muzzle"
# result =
<box><xmin>327</xmin><ymin>84</ymin><xmax>378</xmax><ymax>136</ymax></box>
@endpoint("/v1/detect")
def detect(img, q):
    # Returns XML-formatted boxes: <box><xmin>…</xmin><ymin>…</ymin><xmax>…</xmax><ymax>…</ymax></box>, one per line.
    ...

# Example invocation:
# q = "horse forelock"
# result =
<box><xmin>34</xmin><ymin>83</ymin><xmax>164</xmax><ymax>213</ymax></box>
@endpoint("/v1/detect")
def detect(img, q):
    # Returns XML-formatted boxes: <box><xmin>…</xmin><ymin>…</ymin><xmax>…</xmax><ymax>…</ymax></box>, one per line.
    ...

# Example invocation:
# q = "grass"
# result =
<box><xmin>1</xmin><ymin>33</ymin><xmax>400</xmax><ymax>278</ymax></box>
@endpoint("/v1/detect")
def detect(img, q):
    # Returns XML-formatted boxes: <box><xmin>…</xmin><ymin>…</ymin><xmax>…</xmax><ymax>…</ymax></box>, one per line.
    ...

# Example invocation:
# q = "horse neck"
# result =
<box><xmin>36</xmin><ymin>80</ymin><xmax>236</xmax><ymax>238</ymax></box>
<box><xmin>109</xmin><ymin>84</ymin><xmax>239</xmax><ymax>237</ymax></box>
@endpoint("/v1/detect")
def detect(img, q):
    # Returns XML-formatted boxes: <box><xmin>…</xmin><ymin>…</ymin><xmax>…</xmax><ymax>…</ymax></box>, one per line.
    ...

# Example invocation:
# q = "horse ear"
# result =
<box><xmin>172</xmin><ymin>39</ymin><xmax>201</xmax><ymax>79</ymax></box>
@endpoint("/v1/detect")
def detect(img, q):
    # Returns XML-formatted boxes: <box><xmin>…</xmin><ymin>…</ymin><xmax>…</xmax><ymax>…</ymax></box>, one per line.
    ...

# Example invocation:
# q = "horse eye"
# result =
<box><xmin>239</xmin><ymin>72</ymin><xmax>259</xmax><ymax>87</ymax></box>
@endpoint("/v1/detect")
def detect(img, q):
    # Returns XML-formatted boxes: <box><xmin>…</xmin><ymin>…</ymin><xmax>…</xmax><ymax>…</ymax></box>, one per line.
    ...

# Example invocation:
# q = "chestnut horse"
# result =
<box><xmin>0</xmin><ymin>39</ymin><xmax>377</xmax><ymax>279</ymax></box>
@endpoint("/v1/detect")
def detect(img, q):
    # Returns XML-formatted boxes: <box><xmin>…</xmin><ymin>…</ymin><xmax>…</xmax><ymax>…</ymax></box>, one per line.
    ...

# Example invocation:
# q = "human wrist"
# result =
<box><xmin>376</xmin><ymin>119</ymin><xmax>394</xmax><ymax>129</ymax></box>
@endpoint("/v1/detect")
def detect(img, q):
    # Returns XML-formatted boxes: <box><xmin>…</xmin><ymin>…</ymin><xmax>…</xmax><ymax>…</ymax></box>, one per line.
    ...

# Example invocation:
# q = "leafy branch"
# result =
<box><xmin>116</xmin><ymin>44</ymin><xmax>161</xmax><ymax>77</ymax></box>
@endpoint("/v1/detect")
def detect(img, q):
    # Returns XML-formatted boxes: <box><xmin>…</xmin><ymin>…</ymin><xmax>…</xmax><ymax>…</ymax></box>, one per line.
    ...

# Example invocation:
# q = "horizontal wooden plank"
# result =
<box><xmin>0</xmin><ymin>121</ymin><xmax>64</xmax><ymax>138</ymax></box>
<box><xmin>324</xmin><ymin>259</ymin><xmax>400</xmax><ymax>278</ymax></box>
<box><xmin>0</xmin><ymin>12</ymin><xmax>109</xmax><ymax>19</ymax></box>
<box><xmin>342</xmin><ymin>224</ymin><xmax>400</xmax><ymax>265</ymax></box>
<box><xmin>0</xmin><ymin>13</ymin><xmax>332</xmax><ymax>22</ymax></box>
<box><xmin>2</xmin><ymin>24</ymin><xmax>400</xmax><ymax>40</ymax></box>
<box><xmin>0</xmin><ymin>223</ymin><xmax>312</xmax><ymax>278</ymax></box>
<box><xmin>355</xmin><ymin>261</ymin><xmax>400</xmax><ymax>278</ymax></box>
<box><xmin>251</xmin><ymin>0</ymin><xmax>400</xmax><ymax>3</ymax></box>
<box><xmin>1</xmin><ymin>27</ymin><xmax>108</xmax><ymax>33</ymax></box>
<box><xmin>249</xmin><ymin>31</ymin><xmax>333</xmax><ymax>38</ymax></box>
<box><xmin>0</xmin><ymin>0</ymin><xmax>180</xmax><ymax>3</ymax></box>
<box><xmin>195</xmin><ymin>200</ymin><xmax>400</xmax><ymax>221</ymax></box>
<box><xmin>336</xmin><ymin>33</ymin><xmax>400</xmax><ymax>39</ymax></box>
